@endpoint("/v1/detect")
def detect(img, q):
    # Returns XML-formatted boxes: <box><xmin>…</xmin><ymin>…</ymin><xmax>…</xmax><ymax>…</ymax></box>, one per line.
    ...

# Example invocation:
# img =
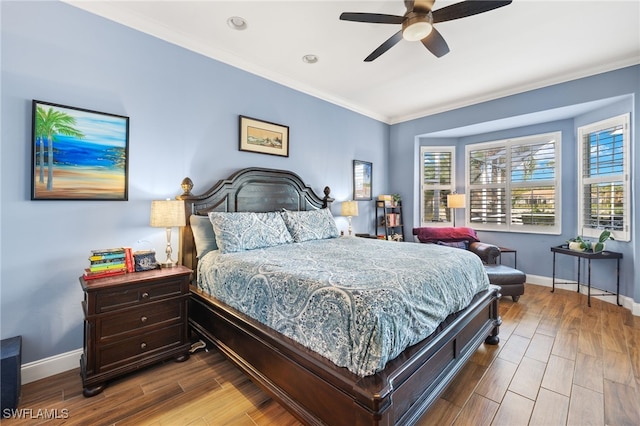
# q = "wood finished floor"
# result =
<box><xmin>3</xmin><ymin>284</ymin><xmax>639</xmax><ymax>426</ymax></box>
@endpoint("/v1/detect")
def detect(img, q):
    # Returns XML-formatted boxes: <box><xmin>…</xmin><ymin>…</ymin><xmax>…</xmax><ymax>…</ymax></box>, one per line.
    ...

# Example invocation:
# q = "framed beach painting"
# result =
<box><xmin>353</xmin><ymin>160</ymin><xmax>372</xmax><ymax>200</ymax></box>
<box><xmin>31</xmin><ymin>100</ymin><xmax>129</xmax><ymax>200</ymax></box>
<box><xmin>239</xmin><ymin>115</ymin><xmax>289</xmax><ymax>157</ymax></box>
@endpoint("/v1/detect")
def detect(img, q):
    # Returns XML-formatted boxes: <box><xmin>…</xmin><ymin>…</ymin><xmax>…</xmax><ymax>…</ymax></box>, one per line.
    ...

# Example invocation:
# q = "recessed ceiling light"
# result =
<box><xmin>227</xmin><ymin>16</ymin><xmax>247</xmax><ymax>30</ymax></box>
<box><xmin>302</xmin><ymin>54</ymin><xmax>318</xmax><ymax>64</ymax></box>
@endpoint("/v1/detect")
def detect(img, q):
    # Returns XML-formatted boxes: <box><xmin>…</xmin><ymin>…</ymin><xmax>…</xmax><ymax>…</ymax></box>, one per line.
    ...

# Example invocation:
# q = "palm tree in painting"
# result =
<box><xmin>34</xmin><ymin>110</ymin><xmax>47</xmax><ymax>184</ymax></box>
<box><xmin>35</xmin><ymin>106</ymin><xmax>84</xmax><ymax>191</ymax></box>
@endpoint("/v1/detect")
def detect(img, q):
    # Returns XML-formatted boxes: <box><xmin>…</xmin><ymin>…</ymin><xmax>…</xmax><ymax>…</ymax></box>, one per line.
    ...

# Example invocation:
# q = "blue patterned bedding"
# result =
<box><xmin>197</xmin><ymin>237</ymin><xmax>489</xmax><ymax>376</ymax></box>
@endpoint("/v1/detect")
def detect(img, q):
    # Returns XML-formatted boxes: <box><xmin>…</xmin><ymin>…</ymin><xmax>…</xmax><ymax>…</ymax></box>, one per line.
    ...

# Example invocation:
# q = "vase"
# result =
<box><xmin>568</xmin><ymin>241</ymin><xmax>585</xmax><ymax>252</ymax></box>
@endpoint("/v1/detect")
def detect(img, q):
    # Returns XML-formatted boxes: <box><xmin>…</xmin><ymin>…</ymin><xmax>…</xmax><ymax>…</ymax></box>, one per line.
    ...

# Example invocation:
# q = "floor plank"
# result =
<box><xmin>491</xmin><ymin>391</ymin><xmax>534</xmax><ymax>426</ymax></box>
<box><xmin>566</xmin><ymin>384</ymin><xmax>604</xmax><ymax>426</ymax></box>
<box><xmin>529</xmin><ymin>388</ymin><xmax>570</xmax><ymax>426</ymax></box>
<box><xmin>508</xmin><ymin>356</ymin><xmax>546</xmax><ymax>401</ymax></box>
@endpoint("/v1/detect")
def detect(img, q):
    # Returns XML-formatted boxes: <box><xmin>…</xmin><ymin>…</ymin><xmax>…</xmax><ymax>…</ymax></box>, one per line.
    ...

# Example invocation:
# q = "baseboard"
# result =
<box><xmin>21</xmin><ymin>348</ymin><xmax>82</xmax><ymax>385</ymax></box>
<box><xmin>525</xmin><ymin>274</ymin><xmax>639</xmax><ymax>316</ymax></box>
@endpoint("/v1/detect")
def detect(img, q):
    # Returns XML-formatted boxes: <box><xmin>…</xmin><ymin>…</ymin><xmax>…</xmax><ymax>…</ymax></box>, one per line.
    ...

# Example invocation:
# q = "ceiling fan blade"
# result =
<box><xmin>339</xmin><ymin>12</ymin><xmax>405</xmax><ymax>24</ymax></box>
<box><xmin>421</xmin><ymin>28</ymin><xmax>450</xmax><ymax>57</ymax></box>
<box><xmin>432</xmin><ymin>1</ymin><xmax>512</xmax><ymax>24</ymax></box>
<box><xmin>365</xmin><ymin>30</ymin><xmax>403</xmax><ymax>62</ymax></box>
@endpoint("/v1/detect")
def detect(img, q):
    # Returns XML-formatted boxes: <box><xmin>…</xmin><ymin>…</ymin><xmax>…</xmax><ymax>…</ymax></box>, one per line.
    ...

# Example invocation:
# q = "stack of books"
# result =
<box><xmin>378</xmin><ymin>194</ymin><xmax>393</xmax><ymax>206</ymax></box>
<box><xmin>385</xmin><ymin>213</ymin><xmax>401</xmax><ymax>227</ymax></box>
<box><xmin>83</xmin><ymin>248</ymin><xmax>134</xmax><ymax>280</ymax></box>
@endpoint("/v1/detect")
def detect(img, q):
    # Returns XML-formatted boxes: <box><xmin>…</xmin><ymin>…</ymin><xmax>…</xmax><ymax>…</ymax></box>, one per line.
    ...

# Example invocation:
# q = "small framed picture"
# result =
<box><xmin>133</xmin><ymin>250</ymin><xmax>158</xmax><ymax>272</ymax></box>
<box><xmin>239</xmin><ymin>115</ymin><xmax>289</xmax><ymax>157</ymax></box>
<box><xmin>353</xmin><ymin>160</ymin><xmax>372</xmax><ymax>200</ymax></box>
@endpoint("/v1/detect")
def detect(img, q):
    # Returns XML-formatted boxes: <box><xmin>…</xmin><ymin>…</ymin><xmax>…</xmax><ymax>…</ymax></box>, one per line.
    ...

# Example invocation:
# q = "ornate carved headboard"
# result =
<box><xmin>176</xmin><ymin>167</ymin><xmax>333</xmax><ymax>273</ymax></box>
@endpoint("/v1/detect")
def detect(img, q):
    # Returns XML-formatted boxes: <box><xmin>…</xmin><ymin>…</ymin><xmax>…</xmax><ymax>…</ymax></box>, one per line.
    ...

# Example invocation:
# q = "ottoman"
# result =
<box><xmin>484</xmin><ymin>264</ymin><xmax>526</xmax><ymax>302</ymax></box>
<box><xmin>1</xmin><ymin>336</ymin><xmax>21</xmax><ymax>414</ymax></box>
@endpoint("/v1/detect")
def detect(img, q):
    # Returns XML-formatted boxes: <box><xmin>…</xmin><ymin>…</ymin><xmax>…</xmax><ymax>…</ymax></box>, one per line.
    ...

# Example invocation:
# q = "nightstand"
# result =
<box><xmin>79</xmin><ymin>266</ymin><xmax>192</xmax><ymax>397</ymax></box>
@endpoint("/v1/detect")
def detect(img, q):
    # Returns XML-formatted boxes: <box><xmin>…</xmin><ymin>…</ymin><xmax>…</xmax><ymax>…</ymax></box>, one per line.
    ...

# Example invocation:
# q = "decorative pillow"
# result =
<box><xmin>412</xmin><ymin>226</ymin><xmax>480</xmax><ymax>243</ymax></box>
<box><xmin>208</xmin><ymin>211</ymin><xmax>293</xmax><ymax>253</ymax></box>
<box><xmin>436</xmin><ymin>240</ymin><xmax>469</xmax><ymax>250</ymax></box>
<box><xmin>281</xmin><ymin>208</ymin><xmax>339</xmax><ymax>242</ymax></box>
<box><xmin>190</xmin><ymin>215</ymin><xmax>217</xmax><ymax>258</ymax></box>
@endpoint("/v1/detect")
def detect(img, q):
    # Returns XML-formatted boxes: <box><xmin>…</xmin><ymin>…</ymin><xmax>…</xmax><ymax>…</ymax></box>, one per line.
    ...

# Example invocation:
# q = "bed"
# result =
<box><xmin>178</xmin><ymin>167</ymin><xmax>501</xmax><ymax>426</ymax></box>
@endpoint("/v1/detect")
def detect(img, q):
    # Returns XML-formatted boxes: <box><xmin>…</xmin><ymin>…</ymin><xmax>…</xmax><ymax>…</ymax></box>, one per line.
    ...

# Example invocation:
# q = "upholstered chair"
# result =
<box><xmin>412</xmin><ymin>227</ymin><xmax>526</xmax><ymax>302</ymax></box>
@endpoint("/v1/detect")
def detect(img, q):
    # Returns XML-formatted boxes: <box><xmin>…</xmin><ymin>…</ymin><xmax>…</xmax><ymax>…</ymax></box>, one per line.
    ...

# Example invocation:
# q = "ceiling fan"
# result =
<box><xmin>339</xmin><ymin>0</ymin><xmax>512</xmax><ymax>62</ymax></box>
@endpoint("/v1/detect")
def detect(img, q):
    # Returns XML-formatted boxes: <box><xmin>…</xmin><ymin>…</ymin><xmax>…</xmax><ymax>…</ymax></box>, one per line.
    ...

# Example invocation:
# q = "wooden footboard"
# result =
<box><xmin>189</xmin><ymin>285</ymin><xmax>501</xmax><ymax>426</ymax></box>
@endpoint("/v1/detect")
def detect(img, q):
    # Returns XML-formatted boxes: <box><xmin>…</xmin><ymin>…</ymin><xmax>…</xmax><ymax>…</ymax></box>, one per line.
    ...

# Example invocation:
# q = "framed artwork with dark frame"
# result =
<box><xmin>31</xmin><ymin>100</ymin><xmax>130</xmax><ymax>201</ymax></box>
<box><xmin>353</xmin><ymin>160</ymin><xmax>372</xmax><ymax>201</ymax></box>
<box><xmin>239</xmin><ymin>115</ymin><xmax>289</xmax><ymax>157</ymax></box>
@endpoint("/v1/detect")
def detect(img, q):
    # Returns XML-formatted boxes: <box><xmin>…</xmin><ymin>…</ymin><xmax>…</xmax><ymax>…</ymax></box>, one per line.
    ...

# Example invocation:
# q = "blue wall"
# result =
<box><xmin>390</xmin><ymin>67</ymin><xmax>638</xmax><ymax>303</ymax></box>
<box><xmin>0</xmin><ymin>1</ymin><xmax>388</xmax><ymax>363</ymax></box>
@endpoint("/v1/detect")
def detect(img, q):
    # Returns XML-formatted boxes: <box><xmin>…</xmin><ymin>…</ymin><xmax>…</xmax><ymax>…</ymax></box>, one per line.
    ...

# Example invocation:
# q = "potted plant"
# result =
<box><xmin>567</xmin><ymin>230</ymin><xmax>614</xmax><ymax>253</ymax></box>
<box><xmin>391</xmin><ymin>194</ymin><xmax>401</xmax><ymax>207</ymax></box>
<box><xmin>592</xmin><ymin>230</ymin><xmax>614</xmax><ymax>253</ymax></box>
<box><xmin>567</xmin><ymin>236</ymin><xmax>589</xmax><ymax>252</ymax></box>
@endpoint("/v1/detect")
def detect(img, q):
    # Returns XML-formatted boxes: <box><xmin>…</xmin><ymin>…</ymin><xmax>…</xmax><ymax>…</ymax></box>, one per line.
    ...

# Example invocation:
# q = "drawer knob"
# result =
<box><xmin>141</xmin><ymin>292</ymin><xmax>149</xmax><ymax>299</ymax></box>
<box><xmin>140</xmin><ymin>316</ymin><xmax>148</xmax><ymax>323</ymax></box>
<box><xmin>140</xmin><ymin>342</ymin><xmax>147</xmax><ymax>350</ymax></box>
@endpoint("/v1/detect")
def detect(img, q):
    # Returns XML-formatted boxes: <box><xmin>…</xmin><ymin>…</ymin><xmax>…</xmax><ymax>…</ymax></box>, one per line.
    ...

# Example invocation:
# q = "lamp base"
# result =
<box><xmin>160</xmin><ymin>227</ymin><xmax>177</xmax><ymax>268</ymax></box>
<box><xmin>159</xmin><ymin>259</ymin><xmax>178</xmax><ymax>268</ymax></box>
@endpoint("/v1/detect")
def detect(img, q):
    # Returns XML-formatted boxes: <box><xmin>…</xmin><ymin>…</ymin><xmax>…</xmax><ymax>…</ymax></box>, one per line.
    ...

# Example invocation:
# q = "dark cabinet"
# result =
<box><xmin>79</xmin><ymin>266</ymin><xmax>192</xmax><ymax>396</ymax></box>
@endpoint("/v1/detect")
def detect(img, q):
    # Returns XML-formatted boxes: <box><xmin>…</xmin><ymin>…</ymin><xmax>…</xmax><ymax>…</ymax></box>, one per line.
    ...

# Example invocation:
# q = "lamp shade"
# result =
<box><xmin>341</xmin><ymin>201</ymin><xmax>359</xmax><ymax>217</ymax></box>
<box><xmin>150</xmin><ymin>199</ymin><xmax>186</xmax><ymax>228</ymax></box>
<box><xmin>447</xmin><ymin>193</ymin><xmax>465</xmax><ymax>209</ymax></box>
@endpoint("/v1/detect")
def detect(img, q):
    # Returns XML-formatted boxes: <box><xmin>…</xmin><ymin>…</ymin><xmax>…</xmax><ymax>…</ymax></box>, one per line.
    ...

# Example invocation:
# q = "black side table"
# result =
<box><xmin>550</xmin><ymin>245</ymin><xmax>622</xmax><ymax>307</ymax></box>
<box><xmin>498</xmin><ymin>247</ymin><xmax>517</xmax><ymax>268</ymax></box>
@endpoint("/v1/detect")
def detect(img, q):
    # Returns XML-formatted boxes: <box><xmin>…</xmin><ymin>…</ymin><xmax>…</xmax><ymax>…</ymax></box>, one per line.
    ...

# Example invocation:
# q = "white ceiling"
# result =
<box><xmin>65</xmin><ymin>0</ymin><xmax>640</xmax><ymax>125</ymax></box>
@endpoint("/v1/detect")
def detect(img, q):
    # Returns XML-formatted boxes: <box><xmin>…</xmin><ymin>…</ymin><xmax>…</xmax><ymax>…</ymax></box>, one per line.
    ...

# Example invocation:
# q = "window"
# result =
<box><xmin>466</xmin><ymin>132</ymin><xmax>561</xmax><ymax>234</ymax></box>
<box><xmin>420</xmin><ymin>146</ymin><xmax>455</xmax><ymax>225</ymax></box>
<box><xmin>577</xmin><ymin>114</ymin><xmax>630</xmax><ymax>241</ymax></box>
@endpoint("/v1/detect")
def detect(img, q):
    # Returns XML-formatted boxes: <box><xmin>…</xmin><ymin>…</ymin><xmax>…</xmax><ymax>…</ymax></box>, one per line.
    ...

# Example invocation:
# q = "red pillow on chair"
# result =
<box><xmin>412</xmin><ymin>227</ymin><xmax>480</xmax><ymax>243</ymax></box>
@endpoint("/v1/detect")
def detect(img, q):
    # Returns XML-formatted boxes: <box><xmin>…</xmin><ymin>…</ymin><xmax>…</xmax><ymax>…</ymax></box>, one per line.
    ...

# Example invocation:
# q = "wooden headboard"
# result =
<box><xmin>176</xmin><ymin>167</ymin><xmax>333</xmax><ymax>273</ymax></box>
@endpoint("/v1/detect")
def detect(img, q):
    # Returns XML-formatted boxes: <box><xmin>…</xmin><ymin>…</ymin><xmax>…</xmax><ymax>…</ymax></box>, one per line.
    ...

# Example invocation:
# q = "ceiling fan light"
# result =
<box><xmin>403</xmin><ymin>22</ymin><xmax>432</xmax><ymax>41</ymax></box>
<box><xmin>402</xmin><ymin>13</ymin><xmax>433</xmax><ymax>41</ymax></box>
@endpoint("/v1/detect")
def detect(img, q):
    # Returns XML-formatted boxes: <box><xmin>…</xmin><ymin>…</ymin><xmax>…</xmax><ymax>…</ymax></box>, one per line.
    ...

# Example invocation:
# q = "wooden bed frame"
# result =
<box><xmin>178</xmin><ymin>167</ymin><xmax>501</xmax><ymax>425</ymax></box>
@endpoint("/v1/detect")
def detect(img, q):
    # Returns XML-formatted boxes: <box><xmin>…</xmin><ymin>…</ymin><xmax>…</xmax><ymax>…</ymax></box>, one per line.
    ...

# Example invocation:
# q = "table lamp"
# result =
<box><xmin>150</xmin><ymin>199</ymin><xmax>186</xmax><ymax>268</ymax></box>
<box><xmin>341</xmin><ymin>201</ymin><xmax>359</xmax><ymax>236</ymax></box>
<box><xmin>447</xmin><ymin>193</ymin><xmax>465</xmax><ymax>227</ymax></box>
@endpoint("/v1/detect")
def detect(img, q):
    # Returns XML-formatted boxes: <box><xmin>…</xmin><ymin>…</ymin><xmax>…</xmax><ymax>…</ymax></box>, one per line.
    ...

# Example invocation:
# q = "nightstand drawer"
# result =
<box><xmin>98</xmin><ymin>323</ymin><xmax>184</xmax><ymax>371</ymax></box>
<box><xmin>96</xmin><ymin>279</ymin><xmax>184</xmax><ymax>313</ymax></box>
<box><xmin>99</xmin><ymin>300</ymin><xmax>184</xmax><ymax>340</ymax></box>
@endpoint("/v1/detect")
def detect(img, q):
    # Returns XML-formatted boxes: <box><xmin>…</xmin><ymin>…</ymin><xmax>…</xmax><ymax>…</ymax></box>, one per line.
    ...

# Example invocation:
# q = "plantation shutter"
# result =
<box><xmin>578</xmin><ymin>114</ymin><xmax>629</xmax><ymax>241</ymax></box>
<box><xmin>420</xmin><ymin>147</ymin><xmax>454</xmax><ymax>224</ymax></box>
<box><xmin>510</xmin><ymin>140</ymin><xmax>556</xmax><ymax>227</ymax></box>
<box><xmin>468</xmin><ymin>146</ymin><xmax>507</xmax><ymax>226</ymax></box>
<box><xmin>466</xmin><ymin>133</ymin><xmax>561</xmax><ymax>233</ymax></box>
